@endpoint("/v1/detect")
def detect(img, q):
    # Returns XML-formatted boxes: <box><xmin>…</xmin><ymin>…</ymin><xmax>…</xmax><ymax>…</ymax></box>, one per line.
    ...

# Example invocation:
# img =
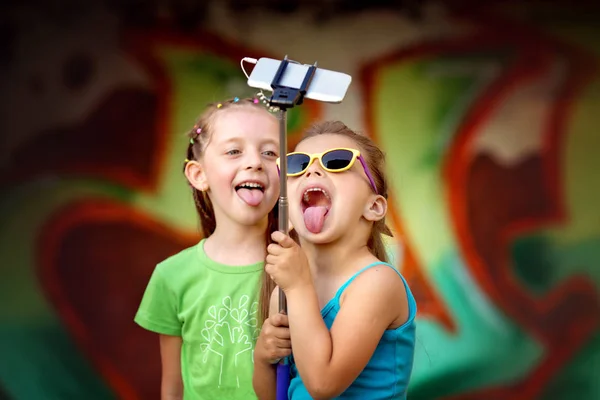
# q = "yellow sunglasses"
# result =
<box><xmin>276</xmin><ymin>148</ymin><xmax>378</xmax><ymax>194</ymax></box>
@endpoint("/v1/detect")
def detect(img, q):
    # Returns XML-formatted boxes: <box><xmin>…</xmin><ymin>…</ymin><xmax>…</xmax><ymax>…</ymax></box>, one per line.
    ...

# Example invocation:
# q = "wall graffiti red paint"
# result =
<box><xmin>1</xmin><ymin>3</ymin><xmax>598</xmax><ymax>399</ymax></box>
<box><xmin>362</xmin><ymin>9</ymin><xmax>600</xmax><ymax>399</ymax></box>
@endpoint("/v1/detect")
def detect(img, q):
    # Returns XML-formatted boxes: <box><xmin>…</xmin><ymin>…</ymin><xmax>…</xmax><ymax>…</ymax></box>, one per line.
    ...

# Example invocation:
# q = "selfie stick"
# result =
<box><xmin>268</xmin><ymin>56</ymin><xmax>317</xmax><ymax>400</ymax></box>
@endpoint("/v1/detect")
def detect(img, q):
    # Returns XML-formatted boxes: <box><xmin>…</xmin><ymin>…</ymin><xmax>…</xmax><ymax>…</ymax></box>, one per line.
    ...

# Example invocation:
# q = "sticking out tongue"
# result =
<box><xmin>237</xmin><ymin>188</ymin><xmax>264</xmax><ymax>206</ymax></box>
<box><xmin>303</xmin><ymin>206</ymin><xmax>328</xmax><ymax>233</ymax></box>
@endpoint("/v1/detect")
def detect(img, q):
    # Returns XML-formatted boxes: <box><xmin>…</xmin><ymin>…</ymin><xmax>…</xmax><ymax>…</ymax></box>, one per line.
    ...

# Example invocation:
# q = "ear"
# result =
<box><xmin>363</xmin><ymin>194</ymin><xmax>387</xmax><ymax>222</ymax></box>
<box><xmin>185</xmin><ymin>160</ymin><xmax>209</xmax><ymax>191</ymax></box>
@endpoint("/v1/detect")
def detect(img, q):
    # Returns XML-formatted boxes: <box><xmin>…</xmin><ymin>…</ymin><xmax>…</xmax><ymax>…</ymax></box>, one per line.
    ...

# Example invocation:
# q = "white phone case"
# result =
<box><xmin>247</xmin><ymin>57</ymin><xmax>352</xmax><ymax>103</ymax></box>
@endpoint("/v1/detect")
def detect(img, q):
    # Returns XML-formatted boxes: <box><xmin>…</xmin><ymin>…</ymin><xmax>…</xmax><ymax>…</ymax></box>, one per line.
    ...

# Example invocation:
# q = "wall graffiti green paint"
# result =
<box><xmin>0</xmin><ymin>5</ymin><xmax>598</xmax><ymax>400</ymax></box>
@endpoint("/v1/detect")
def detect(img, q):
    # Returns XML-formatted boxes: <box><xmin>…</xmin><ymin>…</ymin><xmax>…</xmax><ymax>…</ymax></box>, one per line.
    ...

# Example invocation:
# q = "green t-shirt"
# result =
<box><xmin>135</xmin><ymin>239</ymin><xmax>263</xmax><ymax>399</ymax></box>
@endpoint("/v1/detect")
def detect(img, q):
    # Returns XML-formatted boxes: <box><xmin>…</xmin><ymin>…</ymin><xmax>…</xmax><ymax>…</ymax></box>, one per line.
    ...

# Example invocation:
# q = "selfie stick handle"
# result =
<box><xmin>277</xmin><ymin>109</ymin><xmax>289</xmax><ymax>306</ymax></box>
<box><xmin>274</xmin><ymin>108</ymin><xmax>290</xmax><ymax>400</ymax></box>
<box><xmin>270</xmin><ymin>56</ymin><xmax>316</xmax><ymax>400</ymax></box>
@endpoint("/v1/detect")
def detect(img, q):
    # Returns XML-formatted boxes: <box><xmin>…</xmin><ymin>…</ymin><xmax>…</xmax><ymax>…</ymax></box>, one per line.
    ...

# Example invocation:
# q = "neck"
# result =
<box><xmin>204</xmin><ymin>218</ymin><xmax>268</xmax><ymax>266</ymax></box>
<box><xmin>300</xmin><ymin>233</ymin><xmax>374</xmax><ymax>276</ymax></box>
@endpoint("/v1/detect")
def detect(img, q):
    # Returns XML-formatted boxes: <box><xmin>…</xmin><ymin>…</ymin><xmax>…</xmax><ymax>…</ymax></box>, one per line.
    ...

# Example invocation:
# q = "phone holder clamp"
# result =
<box><xmin>269</xmin><ymin>56</ymin><xmax>317</xmax><ymax>110</ymax></box>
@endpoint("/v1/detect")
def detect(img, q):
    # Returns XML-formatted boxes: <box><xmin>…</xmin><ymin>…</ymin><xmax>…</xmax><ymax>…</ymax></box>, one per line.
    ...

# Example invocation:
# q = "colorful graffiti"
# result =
<box><xmin>0</xmin><ymin>3</ymin><xmax>598</xmax><ymax>400</ymax></box>
<box><xmin>363</xmin><ymin>8</ymin><xmax>600</xmax><ymax>399</ymax></box>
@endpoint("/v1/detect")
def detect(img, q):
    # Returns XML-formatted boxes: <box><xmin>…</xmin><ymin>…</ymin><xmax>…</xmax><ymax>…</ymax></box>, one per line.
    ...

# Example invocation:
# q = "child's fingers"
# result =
<box><xmin>264</xmin><ymin>334</ymin><xmax>291</xmax><ymax>349</ymax></box>
<box><xmin>271</xmin><ymin>231</ymin><xmax>296</xmax><ymax>248</ymax></box>
<box><xmin>271</xmin><ymin>231</ymin><xmax>285</xmax><ymax>243</ymax></box>
<box><xmin>262</xmin><ymin>335</ymin><xmax>292</xmax><ymax>362</ymax></box>
<box><xmin>265</xmin><ymin>254</ymin><xmax>277</xmax><ymax>266</ymax></box>
<box><xmin>271</xmin><ymin>326</ymin><xmax>291</xmax><ymax>341</ymax></box>
<box><xmin>278</xmin><ymin>348</ymin><xmax>292</xmax><ymax>359</ymax></box>
<box><xmin>269</xmin><ymin>348</ymin><xmax>292</xmax><ymax>364</ymax></box>
<box><xmin>267</xmin><ymin>243</ymin><xmax>283</xmax><ymax>256</ymax></box>
<box><xmin>264</xmin><ymin>263</ymin><xmax>278</xmax><ymax>284</ymax></box>
<box><xmin>271</xmin><ymin>313</ymin><xmax>290</xmax><ymax>328</ymax></box>
<box><xmin>274</xmin><ymin>338</ymin><xmax>292</xmax><ymax>349</ymax></box>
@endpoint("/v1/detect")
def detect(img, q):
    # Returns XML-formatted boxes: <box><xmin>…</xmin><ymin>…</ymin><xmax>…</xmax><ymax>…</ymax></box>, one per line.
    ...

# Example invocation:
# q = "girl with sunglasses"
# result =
<box><xmin>253</xmin><ymin>121</ymin><xmax>417</xmax><ymax>399</ymax></box>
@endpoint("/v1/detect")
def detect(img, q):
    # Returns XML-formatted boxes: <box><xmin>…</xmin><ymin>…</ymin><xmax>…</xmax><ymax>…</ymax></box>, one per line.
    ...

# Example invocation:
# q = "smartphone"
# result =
<box><xmin>246</xmin><ymin>57</ymin><xmax>352</xmax><ymax>103</ymax></box>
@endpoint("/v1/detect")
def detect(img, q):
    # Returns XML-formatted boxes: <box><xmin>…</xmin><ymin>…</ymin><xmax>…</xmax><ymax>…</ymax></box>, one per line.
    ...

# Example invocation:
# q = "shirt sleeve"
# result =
<box><xmin>134</xmin><ymin>265</ymin><xmax>182</xmax><ymax>336</ymax></box>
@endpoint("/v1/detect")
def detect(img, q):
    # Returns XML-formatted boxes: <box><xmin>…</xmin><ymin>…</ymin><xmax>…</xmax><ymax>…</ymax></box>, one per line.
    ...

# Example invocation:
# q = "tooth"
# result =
<box><xmin>241</xmin><ymin>182</ymin><xmax>263</xmax><ymax>188</ymax></box>
<box><xmin>303</xmin><ymin>187</ymin><xmax>330</xmax><ymax>201</ymax></box>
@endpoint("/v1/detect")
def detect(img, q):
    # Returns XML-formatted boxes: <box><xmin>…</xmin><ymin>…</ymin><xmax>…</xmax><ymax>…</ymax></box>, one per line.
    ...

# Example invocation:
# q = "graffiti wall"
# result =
<box><xmin>1</xmin><ymin>2</ymin><xmax>598</xmax><ymax>399</ymax></box>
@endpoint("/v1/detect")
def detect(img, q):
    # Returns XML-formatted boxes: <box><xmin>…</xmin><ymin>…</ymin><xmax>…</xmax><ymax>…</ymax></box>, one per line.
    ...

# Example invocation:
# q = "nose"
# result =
<box><xmin>303</xmin><ymin>158</ymin><xmax>323</xmax><ymax>178</ymax></box>
<box><xmin>245</xmin><ymin>150</ymin><xmax>263</xmax><ymax>171</ymax></box>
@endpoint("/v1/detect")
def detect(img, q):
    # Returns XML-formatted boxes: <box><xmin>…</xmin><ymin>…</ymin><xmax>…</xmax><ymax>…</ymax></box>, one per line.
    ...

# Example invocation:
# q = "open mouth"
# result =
<box><xmin>301</xmin><ymin>187</ymin><xmax>331</xmax><ymax>234</ymax></box>
<box><xmin>236</xmin><ymin>181</ymin><xmax>265</xmax><ymax>206</ymax></box>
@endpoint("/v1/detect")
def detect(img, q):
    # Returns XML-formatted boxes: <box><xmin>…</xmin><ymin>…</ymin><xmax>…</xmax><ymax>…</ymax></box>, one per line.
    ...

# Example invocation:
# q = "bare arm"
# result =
<box><xmin>159</xmin><ymin>334</ymin><xmax>184</xmax><ymax>400</ymax></box>
<box><xmin>253</xmin><ymin>288</ymin><xmax>291</xmax><ymax>400</ymax></box>
<box><xmin>286</xmin><ymin>266</ymin><xmax>408</xmax><ymax>399</ymax></box>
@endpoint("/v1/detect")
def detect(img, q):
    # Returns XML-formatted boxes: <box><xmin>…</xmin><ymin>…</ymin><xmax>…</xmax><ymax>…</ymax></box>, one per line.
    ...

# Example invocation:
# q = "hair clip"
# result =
<box><xmin>253</xmin><ymin>98</ymin><xmax>259</xmax><ymax>104</ymax></box>
<box><xmin>233</xmin><ymin>97</ymin><xmax>239</xmax><ymax>103</ymax></box>
<box><xmin>253</xmin><ymin>91</ymin><xmax>280</xmax><ymax>112</ymax></box>
<box><xmin>190</xmin><ymin>138</ymin><xmax>194</xmax><ymax>144</ymax></box>
<box><xmin>217</xmin><ymin>103</ymin><xmax>223</xmax><ymax>108</ymax></box>
<box><xmin>257</xmin><ymin>91</ymin><xmax>267</xmax><ymax>101</ymax></box>
<box><xmin>196</xmin><ymin>128</ymin><xmax>202</xmax><ymax>134</ymax></box>
<box><xmin>184</xmin><ymin>158</ymin><xmax>190</xmax><ymax>163</ymax></box>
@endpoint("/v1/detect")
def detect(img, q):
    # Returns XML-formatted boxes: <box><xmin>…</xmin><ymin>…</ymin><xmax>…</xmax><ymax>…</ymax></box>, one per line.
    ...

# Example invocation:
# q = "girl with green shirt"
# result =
<box><xmin>135</xmin><ymin>97</ymin><xmax>291</xmax><ymax>399</ymax></box>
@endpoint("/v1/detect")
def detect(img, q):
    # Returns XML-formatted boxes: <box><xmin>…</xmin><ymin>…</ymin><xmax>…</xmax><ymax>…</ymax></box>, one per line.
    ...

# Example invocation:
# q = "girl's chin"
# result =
<box><xmin>295</xmin><ymin>226</ymin><xmax>337</xmax><ymax>243</ymax></box>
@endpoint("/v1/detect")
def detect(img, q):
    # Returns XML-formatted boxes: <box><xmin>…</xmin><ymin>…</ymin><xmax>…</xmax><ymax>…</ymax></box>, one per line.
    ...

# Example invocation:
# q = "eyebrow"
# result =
<box><xmin>217</xmin><ymin>137</ymin><xmax>278</xmax><ymax>146</ymax></box>
<box><xmin>219</xmin><ymin>137</ymin><xmax>243</xmax><ymax>145</ymax></box>
<box><xmin>261</xmin><ymin>138</ymin><xmax>278</xmax><ymax>147</ymax></box>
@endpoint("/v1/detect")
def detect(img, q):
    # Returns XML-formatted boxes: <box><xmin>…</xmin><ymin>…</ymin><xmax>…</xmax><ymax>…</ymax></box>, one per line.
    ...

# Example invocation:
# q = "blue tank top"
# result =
<box><xmin>288</xmin><ymin>262</ymin><xmax>417</xmax><ymax>399</ymax></box>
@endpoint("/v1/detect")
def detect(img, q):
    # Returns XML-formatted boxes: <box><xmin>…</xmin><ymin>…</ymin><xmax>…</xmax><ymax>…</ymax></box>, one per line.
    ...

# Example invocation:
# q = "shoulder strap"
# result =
<box><xmin>333</xmin><ymin>262</ymin><xmax>399</xmax><ymax>300</ymax></box>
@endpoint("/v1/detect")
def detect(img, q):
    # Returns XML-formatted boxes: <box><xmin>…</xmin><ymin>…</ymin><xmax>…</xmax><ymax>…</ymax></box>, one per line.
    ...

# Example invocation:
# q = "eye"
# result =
<box><xmin>262</xmin><ymin>150</ymin><xmax>278</xmax><ymax>157</ymax></box>
<box><xmin>226</xmin><ymin>149</ymin><xmax>241</xmax><ymax>155</ymax></box>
